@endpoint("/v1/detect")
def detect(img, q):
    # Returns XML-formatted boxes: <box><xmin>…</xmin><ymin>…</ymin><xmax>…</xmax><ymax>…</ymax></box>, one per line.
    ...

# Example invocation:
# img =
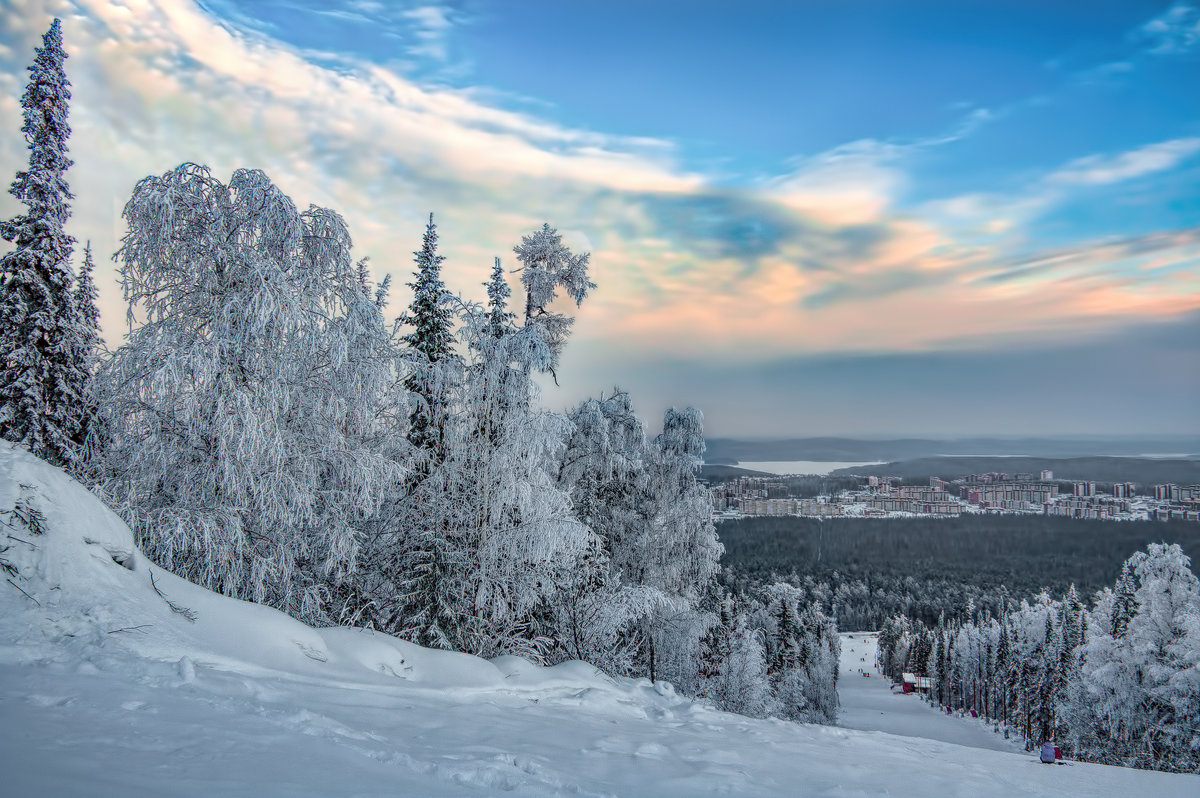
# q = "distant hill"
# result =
<box><xmin>705</xmin><ymin>436</ymin><xmax>1200</xmax><ymax>464</ymax></box>
<box><xmin>828</xmin><ymin>456</ymin><xmax>1200</xmax><ymax>486</ymax></box>
<box><xmin>700</xmin><ymin>463</ymin><xmax>773</xmax><ymax>480</ymax></box>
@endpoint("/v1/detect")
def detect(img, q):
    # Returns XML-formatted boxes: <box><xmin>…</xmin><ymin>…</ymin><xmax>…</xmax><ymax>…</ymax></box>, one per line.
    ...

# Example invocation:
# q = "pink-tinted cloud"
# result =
<box><xmin>0</xmin><ymin>0</ymin><xmax>1195</xmax><ymax>391</ymax></box>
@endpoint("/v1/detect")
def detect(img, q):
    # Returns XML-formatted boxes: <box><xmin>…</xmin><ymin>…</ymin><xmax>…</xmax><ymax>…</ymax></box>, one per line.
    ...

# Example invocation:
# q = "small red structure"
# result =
<box><xmin>900</xmin><ymin>673</ymin><xmax>931</xmax><ymax>693</ymax></box>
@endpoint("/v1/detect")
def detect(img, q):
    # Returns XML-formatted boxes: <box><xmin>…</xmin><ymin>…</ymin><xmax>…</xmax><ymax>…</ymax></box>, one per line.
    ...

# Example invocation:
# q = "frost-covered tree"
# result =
<box><xmin>553</xmin><ymin>389</ymin><xmax>661</xmax><ymax>669</ymax></box>
<box><xmin>72</xmin><ymin>240</ymin><xmax>102</xmax><ymax>459</ymax></box>
<box><xmin>387</xmin><ymin>213</ymin><xmax>463</xmax><ymax>647</ymax></box>
<box><xmin>638</xmin><ymin>407</ymin><xmax>723</xmax><ymax>683</ymax></box>
<box><xmin>1110</xmin><ymin>560</ymin><xmax>1137</xmax><ymax>639</ymax></box>
<box><xmin>512</xmin><ymin>223</ymin><xmax>594</xmax><ymax>379</ymax></box>
<box><xmin>0</xmin><ymin>19</ymin><xmax>93</xmax><ymax>470</ymax></box>
<box><xmin>73</xmin><ymin>241</ymin><xmax>101</xmax><ymax>374</ymax></box>
<box><xmin>697</xmin><ymin>594</ymin><xmax>776</xmax><ymax>718</ymax></box>
<box><xmin>400</xmin><ymin>213</ymin><xmax>456</xmax><ymax>459</ymax></box>
<box><xmin>758</xmin><ymin>582</ymin><xmax>839</xmax><ymax>723</ymax></box>
<box><xmin>1075</xmin><ymin>544</ymin><xmax>1200</xmax><ymax>771</ymax></box>
<box><xmin>994</xmin><ymin>619</ymin><xmax>1012</xmax><ymax>731</ymax></box>
<box><xmin>94</xmin><ymin>165</ymin><xmax>405</xmax><ymax>625</ymax></box>
<box><xmin>484</xmin><ymin>257</ymin><xmax>516</xmax><ymax>340</ymax></box>
<box><xmin>387</xmin><ymin>234</ymin><xmax>598</xmax><ymax>660</ymax></box>
<box><xmin>432</xmin><ymin>302</ymin><xmax>596</xmax><ymax>659</ymax></box>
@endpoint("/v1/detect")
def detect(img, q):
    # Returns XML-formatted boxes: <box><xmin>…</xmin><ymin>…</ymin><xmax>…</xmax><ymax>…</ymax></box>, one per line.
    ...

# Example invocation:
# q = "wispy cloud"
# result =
<box><xmin>1047</xmin><ymin>137</ymin><xmax>1200</xmax><ymax>186</ymax></box>
<box><xmin>1138</xmin><ymin>2</ymin><xmax>1200</xmax><ymax>55</ymax></box>
<box><xmin>402</xmin><ymin>4</ymin><xmax>454</xmax><ymax>62</ymax></box>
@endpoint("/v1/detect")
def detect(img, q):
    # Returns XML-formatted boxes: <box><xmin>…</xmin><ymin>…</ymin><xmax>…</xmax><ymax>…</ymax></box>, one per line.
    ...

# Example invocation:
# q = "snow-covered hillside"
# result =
<box><xmin>838</xmin><ymin>633</ymin><xmax>1021</xmax><ymax>752</ymax></box>
<box><xmin>1</xmin><ymin>444</ymin><xmax>1196</xmax><ymax>797</ymax></box>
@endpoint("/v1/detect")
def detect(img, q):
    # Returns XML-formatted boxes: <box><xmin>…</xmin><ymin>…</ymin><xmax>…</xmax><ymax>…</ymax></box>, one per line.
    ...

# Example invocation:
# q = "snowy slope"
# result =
<box><xmin>839</xmin><ymin>633</ymin><xmax>1020</xmax><ymax>752</ymax></box>
<box><xmin>1</xmin><ymin>444</ymin><xmax>1196</xmax><ymax>797</ymax></box>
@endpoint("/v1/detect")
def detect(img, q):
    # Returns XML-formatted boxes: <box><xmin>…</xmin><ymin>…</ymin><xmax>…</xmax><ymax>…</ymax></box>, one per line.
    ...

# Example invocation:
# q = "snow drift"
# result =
<box><xmin>1</xmin><ymin>443</ymin><xmax>1196</xmax><ymax>796</ymax></box>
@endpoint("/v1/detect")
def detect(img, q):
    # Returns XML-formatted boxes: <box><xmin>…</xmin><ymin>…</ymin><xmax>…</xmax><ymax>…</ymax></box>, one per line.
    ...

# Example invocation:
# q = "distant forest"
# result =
<box><xmin>828</xmin><ymin>456</ymin><xmax>1200</xmax><ymax>486</ymax></box>
<box><xmin>717</xmin><ymin>515</ymin><xmax>1200</xmax><ymax>631</ymax></box>
<box><xmin>704</xmin><ymin>436</ymin><xmax>1200</xmax><ymax>463</ymax></box>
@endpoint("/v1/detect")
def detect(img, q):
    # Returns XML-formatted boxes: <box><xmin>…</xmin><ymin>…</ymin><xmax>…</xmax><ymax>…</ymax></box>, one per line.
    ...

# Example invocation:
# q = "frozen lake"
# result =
<box><xmin>734</xmin><ymin>460</ymin><xmax>883</xmax><ymax>475</ymax></box>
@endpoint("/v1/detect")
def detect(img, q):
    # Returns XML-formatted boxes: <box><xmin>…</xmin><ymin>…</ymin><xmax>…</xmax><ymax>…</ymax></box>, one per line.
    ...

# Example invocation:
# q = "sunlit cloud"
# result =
<box><xmin>0</xmin><ymin>0</ymin><xmax>1197</xmax><ymax>434</ymax></box>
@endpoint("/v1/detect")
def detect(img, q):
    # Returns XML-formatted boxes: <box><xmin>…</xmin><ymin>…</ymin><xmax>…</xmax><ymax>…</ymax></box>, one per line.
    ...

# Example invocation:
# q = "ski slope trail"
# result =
<box><xmin>839</xmin><ymin>633</ymin><xmax>1020</xmax><ymax>752</ymax></box>
<box><xmin>1</xmin><ymin>445</ymin><xmax>1196</xmax><ymax>797</ymax></box>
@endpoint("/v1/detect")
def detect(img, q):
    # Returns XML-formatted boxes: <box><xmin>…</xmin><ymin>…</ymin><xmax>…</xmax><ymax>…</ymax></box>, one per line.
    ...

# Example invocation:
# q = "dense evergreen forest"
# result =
<box><xmin>718</xmin><ymin>515</ymin><xmax>1200</xmax><ymax>630</ymax></box>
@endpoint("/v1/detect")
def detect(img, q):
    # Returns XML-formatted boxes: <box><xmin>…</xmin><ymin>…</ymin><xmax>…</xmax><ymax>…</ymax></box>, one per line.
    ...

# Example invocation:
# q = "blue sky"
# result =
<box><xmin>1</xmin><ymin>0</ymin><xmax>1198</xmax><ymax>435</ymax></box>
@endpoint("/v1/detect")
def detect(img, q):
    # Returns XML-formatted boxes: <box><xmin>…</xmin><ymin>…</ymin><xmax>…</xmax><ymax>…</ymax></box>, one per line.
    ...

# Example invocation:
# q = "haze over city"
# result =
<box><xmin>1</xmin><ymin>0</ymin><xmax>1197</xmax><ymax>435</ymax></box>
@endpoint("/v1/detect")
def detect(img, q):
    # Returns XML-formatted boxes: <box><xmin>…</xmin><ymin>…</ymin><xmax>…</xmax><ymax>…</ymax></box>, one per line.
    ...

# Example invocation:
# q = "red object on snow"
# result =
<box><xmin>969</xmin><ymin>709</ymin><xmax>978</xmax><ymax>718</ymax></box>
<box><xmin>1054</xmin><ymin>745</ymin><xmax>1062</xmax><ymax>760</ymax></box>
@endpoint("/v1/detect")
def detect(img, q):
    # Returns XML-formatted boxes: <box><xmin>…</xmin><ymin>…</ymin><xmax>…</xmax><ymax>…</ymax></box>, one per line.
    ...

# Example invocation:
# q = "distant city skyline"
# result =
<box><xmin>1</xmin><ymin>1</ymin><xmax>1197</xmax><ymax>436</ymax></box>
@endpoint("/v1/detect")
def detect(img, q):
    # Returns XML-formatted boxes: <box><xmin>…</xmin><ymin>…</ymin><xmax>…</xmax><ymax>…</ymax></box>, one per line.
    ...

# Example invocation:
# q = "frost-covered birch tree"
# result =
<box><xmin>386</xmin><ymin>229</ymin><xmax>599</xmax><ymax>660</ymax></box>
<box><xmin>0</xmin><ymin>19</ymin><xmax>95</xmax><ymax>471</ymax></box>
<box><xmin>638</xmin><ymin>407</ymin><xmax>723</xmax><ymax>685</ymax></box>
<box><xmin>1074</xmin><ymin>543</ymin><xmax>1200</xmax><ymax>771</ymax></box>
<box><xmin>94</xmin><ymin>165</ymin><xmax>405</xmax><ymax>625</ymax></box>
<box><xmin>553</xmin><ymin>390</ymin><xmax>664</xmax><ymax>671</ymax></box>
<box><xmin>512</xmin><ymin>223</ymin><xmax>594</xmax><ymax>380</ymax></box>
<box><xmin>436</xmin><ymin>303</ymin><xmax>596</xmax><ymax>659</ymax></box>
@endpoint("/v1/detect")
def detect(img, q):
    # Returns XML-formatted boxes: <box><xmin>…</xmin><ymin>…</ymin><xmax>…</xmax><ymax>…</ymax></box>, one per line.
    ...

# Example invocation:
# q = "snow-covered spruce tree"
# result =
<box><xmin>0</xmin><ymin>19</ymin><xmax>94</xmax><ymax>471</ymax></box>
<box><xmin>1053</xmin><ymin>584</ymin><xmax>1085</xmax><ymax>746</ymax></box>
<box><xmin>389</xmin><ymin>213</ymin><xmax>463</xmax><ymax>648</ymax></box>
<box><xmin>74</xmin><ymin>241</ymin><xmax>101</xmax><ymax>378</ymax></box>
<box><xmin>72</xmin><ymin>241</ymin><xmax>103</xmax><ymax>465</ymax></box>
<box><xmin>94</xmin><ymin>165</ymin><xmax>405</xmax><ymax>625</ymax></box>
<box><xmin>400</xmin><ymin>213</ymin><xmax>456</xmax><ymax>459</ymax></box>
<box><xmin>484</xmin><ymin>256</ymin><xmax>516</xmax><ymax>340</ymax></box>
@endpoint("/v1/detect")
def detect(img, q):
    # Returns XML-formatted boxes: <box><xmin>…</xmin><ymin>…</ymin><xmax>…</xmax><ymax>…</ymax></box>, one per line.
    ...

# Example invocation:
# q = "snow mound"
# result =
<box><xmin>3</xmin><ymin>443</ymin><xmax>1198</xmax><ymax>797</ymax></box>
<box><xmin>0</xmin><ymin>443</ymin><xmax>617</xmax><ymax>694</ymax></box>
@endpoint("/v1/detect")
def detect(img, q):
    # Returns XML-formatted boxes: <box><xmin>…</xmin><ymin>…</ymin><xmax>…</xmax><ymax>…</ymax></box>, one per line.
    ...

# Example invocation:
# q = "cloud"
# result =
<box><xmin>0</xmin><ymin>0</ymin><xmax>1196</xmax><ymax>420</ymax></box>
<box><xmin>1047</xmin><ymin>138</ymin><xmax>1200</xmax><ymax>186</ymax></box>
<box><xmin>977</xmin><ymin>227</ymin><xmax>1200</xmax><ymax>285</ymax></box>
<box><xmin>401</xmin><ymin>4</ymin><xmax>454</xmax><ymax>62</ymax></box>
<box><xmin>1138</xmin><ymin>2</ymin><xmax>1200</xmax><ymax>55</ymax></box>
<box><xmin>767</xmin><ymin>139</ymin><xmax>906</xmax><ymax>226</ymax></box>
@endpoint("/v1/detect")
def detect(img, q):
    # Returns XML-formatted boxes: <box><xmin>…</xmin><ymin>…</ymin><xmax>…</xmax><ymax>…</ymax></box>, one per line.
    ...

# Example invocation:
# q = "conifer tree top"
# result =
<box><xmin>8</xmin><ymin>18</ymin><xmax>73</xmax><ymax>232</ymax></box>
<box><xmin>401</xmin><ymin>212</ymin><xmax>455</xmax><ymax>362</ymax></box>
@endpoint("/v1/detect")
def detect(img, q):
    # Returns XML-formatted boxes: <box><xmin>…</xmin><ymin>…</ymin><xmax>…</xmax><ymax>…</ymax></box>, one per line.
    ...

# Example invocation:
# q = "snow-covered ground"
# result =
<box><xmin>1</xmin><ymin>444</ymin><xmax>1196</xmax><ymax>797</ymax></box>
<box><xmin>839</xmin><ymin>633</ymin><xmax>1019</xmax><ymax>752</ymax></box>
